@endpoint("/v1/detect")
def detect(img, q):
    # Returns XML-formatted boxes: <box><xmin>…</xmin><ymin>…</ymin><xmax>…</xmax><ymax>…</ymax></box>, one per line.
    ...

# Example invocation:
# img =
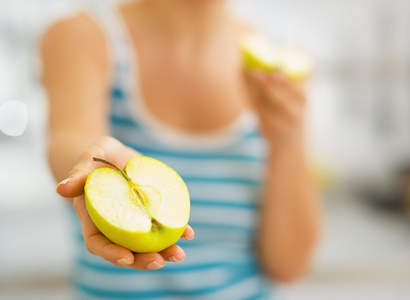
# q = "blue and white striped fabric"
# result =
<box><xmin>72</xmin><ymin>2</ymin><xmax>274</xmax><ymax>299</ymax></box>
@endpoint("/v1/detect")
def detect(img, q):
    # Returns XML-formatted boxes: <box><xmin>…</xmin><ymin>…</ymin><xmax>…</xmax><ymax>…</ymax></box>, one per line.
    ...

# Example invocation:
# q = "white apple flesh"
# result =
<box><xmin>84</xmin><ymin>156</ymin><xmax>190</xmax><ymax>253</ymax></box>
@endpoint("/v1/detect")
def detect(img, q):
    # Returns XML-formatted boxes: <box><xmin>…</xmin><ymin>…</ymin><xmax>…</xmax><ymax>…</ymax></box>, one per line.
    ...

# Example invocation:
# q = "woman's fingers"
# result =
<box><xmin>258</xmin><ymin>72</ymin><xmax>306</xmax><ymax>103</ymax></box>
<box><xmin>159</xmin><ymin>244</ymin><xmax>186</xmax><ymax>263</ymax></box>
<box><xmin>245</xmin><ymin>70</ymin><xmax>308</xmax><ymax>146</ymax></box>
<box><xmin>88</xmin><ymin>233</ymin><xmax>136</xmax><ymax>267</ymax></box>
<box><xmin>73</xmin><ymin>196</ymin><xmax>135</xmax><ymax>265</ymax></box>
<box><xmin>73</xmin><ymin>195</ymin><xmax>193</xmax><ymax>270</ymax></box>
<box><xmin>74</xmin><ymin>196</ymin><xmax>164</xmax><ymax>270</ymax></box>
<box><xmin>130</xmin><ymin>252</ymin><xmax>165</xmax><ymax>270</ymax></box>
<box><xmin>157</xmin><ymin>226</ymin><xmax>194</xmax><ymax>263</ymax></box>
<box><xmin>247</xmin><ymin>71</ymin><xmax>305</xmax><ymax>123</ymax></box>
<box><xmin>56</xmin><ymin>136</ymin><xmax>140</xmax><ymax>198</ymax></box>
<box><xmin>181</xmin><ymin>225</ymin><xmax>195</xmax><ymax>240</ymax></box>
<box><xmin>248</xmin><ymin>71</ymin><xmax>305</xmax><ymax>108</ymax></box>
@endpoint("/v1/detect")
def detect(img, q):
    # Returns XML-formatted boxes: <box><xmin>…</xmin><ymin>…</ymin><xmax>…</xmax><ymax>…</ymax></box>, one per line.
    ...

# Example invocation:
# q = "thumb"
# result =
<box><xmin>56</xmin><ymin>136</ymin><xmax>140</xmax><ymax>198</ymax></box>
<box><xmin>56</xmin><ymin>146</ymin><xmax>105</xmax><ymax>198</ymax></box>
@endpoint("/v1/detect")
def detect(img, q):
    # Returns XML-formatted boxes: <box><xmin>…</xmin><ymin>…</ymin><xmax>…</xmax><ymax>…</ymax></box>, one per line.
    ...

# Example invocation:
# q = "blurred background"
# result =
<box><xmin>1</xmin><ymin>0</ymin><xmax>410</xmax><ymax>299</ymax></box>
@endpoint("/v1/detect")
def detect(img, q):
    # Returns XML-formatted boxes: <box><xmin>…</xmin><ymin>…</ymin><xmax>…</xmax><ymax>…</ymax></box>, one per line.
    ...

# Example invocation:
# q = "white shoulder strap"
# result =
<box><xmin>87</xmin><ymin>0</ymin><xmax>133</xmax><ymax>87</ymax></box>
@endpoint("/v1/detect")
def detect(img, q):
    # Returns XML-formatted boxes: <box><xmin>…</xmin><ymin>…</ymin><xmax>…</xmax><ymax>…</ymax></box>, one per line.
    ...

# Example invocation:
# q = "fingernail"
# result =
<box><xmin>184</xmin><ymin>230</ymin><xmax>195</xmax><ymax>240</ymax></box>
<box><xmin>169</xmin><ymin>256</ymin><xmax>182</xmax><ymax>263</ymax></box>
<box><xmin>146</xmin><ymin>261</ymin><xmax>164</xmax><ymax>270</ymax></box>
<box><xmin>56</xmin><ymin>178</ymin><xmax>70</xmax><ymax>193</ymax></box>
<box><xmin>185</xmin><ymin>233</ymin><xmax>194</xmax><ymax>240</ymax></box>
<box><xmin>116</xmin><ymin>258</ymin><xmax>134</xmax><ymax>266</ymax></box>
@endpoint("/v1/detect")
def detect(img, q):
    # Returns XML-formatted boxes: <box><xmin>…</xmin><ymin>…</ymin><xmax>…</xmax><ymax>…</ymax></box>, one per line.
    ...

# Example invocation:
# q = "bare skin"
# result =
<box><xmin>42</xmin><ymin>0</ymin><xmax>320</xmax><ymax>278</ymax></box>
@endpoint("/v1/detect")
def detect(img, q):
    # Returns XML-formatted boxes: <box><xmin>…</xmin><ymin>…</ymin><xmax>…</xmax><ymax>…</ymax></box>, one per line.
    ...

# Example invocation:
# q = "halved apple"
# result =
<box><xmin>84</xmin><ymin>156</ymin><xmax>190</xmax><ymax>253</ymax></box>
<box><xmin>240</xmin><ymin>33</ymin><xmax>313</xmax><ymax>81</ymax></box>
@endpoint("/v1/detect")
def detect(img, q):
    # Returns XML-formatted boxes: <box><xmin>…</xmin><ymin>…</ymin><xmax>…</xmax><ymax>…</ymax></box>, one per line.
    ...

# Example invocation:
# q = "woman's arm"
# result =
<box><xmin>41</xmin><ymin>15</ymin><xmax>194</xmax><ymax>270</ymax></box>
<box><xmin>247</xmin><ymin>72</ymin><xmax>321</xmax><ymax>282</ymax></box>
<box><xmin>41</xmin><ymin>14</ymin><xmax>110</xmax><ymax>182</ymax></box>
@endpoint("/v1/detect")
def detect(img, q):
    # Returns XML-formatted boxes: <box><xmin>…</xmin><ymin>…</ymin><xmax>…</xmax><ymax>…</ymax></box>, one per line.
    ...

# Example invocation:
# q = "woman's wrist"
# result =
<box><xmin>267</xmin><ymin>131</ymin><xmax>306</xmax><ymax>156</ymax></box>
<box><xmin>262</xmin><ymin>118</ymin><xmax>305</xmax><ymax>150</ymax></box>
<box><xmin>267</xmin><ymin>138</ymin><xmax>308</xmax><ymax>170</ymax></box>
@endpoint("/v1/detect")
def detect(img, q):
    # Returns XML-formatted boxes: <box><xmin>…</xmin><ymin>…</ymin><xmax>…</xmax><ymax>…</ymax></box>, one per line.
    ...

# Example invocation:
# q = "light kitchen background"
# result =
<box><xmin>1</xmin><ymin>0</ymin><xmax>410</xmax><ymax>299</ymax></box>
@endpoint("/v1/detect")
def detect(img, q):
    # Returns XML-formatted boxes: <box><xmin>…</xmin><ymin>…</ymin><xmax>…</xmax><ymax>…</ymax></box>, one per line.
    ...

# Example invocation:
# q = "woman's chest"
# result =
<box><xmin>133</xmin><ymin>47</ymin><xmax>251</xmax><ymax>132</ymax></box>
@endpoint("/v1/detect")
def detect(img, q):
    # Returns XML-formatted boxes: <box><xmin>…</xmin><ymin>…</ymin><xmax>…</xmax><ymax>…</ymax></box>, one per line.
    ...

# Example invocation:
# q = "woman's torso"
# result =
<box><xmin>70</xmin><ymin>1</ymin><xmax>273</xmax><ymax>299</ymax></box>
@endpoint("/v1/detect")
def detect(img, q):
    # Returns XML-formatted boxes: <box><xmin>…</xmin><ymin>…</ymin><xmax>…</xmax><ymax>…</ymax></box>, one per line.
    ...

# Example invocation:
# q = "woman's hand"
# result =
<box><xmin>246</xmin><ymin>72</ymin><xmax>307</xmax><ymax>151</ymax></box>
<box><xmin>56</xmin><ymin>136</ymin><xmax>195</xmax><ymax>270</ymax></box>
<box><xmin>246</xmin><ymin>72</ymin><xmax>320</xmax><ymax>282</ymax></box>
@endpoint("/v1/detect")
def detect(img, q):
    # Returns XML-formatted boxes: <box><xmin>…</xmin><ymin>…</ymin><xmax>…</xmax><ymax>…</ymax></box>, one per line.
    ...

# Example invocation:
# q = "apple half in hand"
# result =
<box><xmin>84</xmin><ymin>156</ymin><xmax>190</xmax><ymax>253</ymax></box>
<box><xmin>240</xmin><ymin>33</ymin><xmax>313</xmax><ymax>81</ymax></box>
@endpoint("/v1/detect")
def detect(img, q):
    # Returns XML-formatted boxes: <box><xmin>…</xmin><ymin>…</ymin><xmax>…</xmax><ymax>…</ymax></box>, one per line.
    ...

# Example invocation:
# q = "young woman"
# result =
<box><xmin>42</xmin><ymin>0</ymin><xmax>320</xmax><ymax>298</ymax></box>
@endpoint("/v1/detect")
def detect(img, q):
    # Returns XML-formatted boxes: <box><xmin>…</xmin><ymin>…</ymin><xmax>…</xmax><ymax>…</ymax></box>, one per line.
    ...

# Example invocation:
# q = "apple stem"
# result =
<box><xmin>93</xmin><ymin>157</ymin><xmax>132</xmax><ymax>182</ymax></box>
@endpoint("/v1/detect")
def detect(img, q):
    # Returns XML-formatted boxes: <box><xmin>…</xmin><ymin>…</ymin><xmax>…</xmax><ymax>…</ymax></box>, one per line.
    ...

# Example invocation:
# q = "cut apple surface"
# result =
<box><xmin>84</xmin><ymin>156</ymin><xmax>190</xmax><ymax>253</ymax></box>
<box><xmin>240</xmin><ymin>33</ymin><xmax>313</xmax><ymax>81</ymax></box>
<box><xmin>280</xmin><ymin>44</ymin><xmax>314</xmax><ymax>81</ymax></box>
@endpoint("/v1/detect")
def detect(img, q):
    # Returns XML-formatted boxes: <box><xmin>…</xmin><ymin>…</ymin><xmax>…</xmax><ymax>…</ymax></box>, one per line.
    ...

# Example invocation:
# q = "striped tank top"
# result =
<box><xmin>71</xmin><ymin>2</ymin><xmax>274</xmax><ymax>299</ymax></box>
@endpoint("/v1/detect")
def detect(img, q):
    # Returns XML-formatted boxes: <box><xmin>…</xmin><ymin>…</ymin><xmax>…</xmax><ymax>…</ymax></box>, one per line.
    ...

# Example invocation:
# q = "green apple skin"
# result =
<box><xmin>84</xmin><ymin>156</ymin><xmax>190</xmax><ymax>253</ymax></box>
<box><xmin>84</xmin><ymin>197</ymin><xmax>186</xmax><ymax>253</ymax></box>
<box><xmin>239</xmin><ymin>34</ymin><xmax>281</xmax><ymax>73</ymax></box>
<box><xmin>241</xmin><ymin>48</ymin><xmax>281</xmax><ymax>73</ymax></box>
